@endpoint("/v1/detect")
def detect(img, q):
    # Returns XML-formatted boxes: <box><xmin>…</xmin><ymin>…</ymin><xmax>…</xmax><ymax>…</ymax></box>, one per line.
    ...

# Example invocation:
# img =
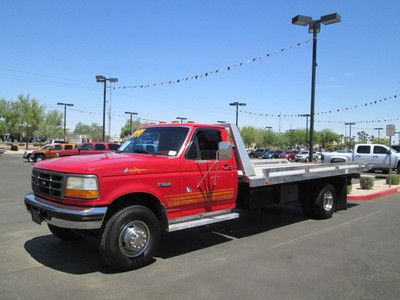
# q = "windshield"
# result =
<box><xmin>299</xmin><ymin>151</ymin><xmax>309</xmax><ymax>154</ymax></box>
<box><xmin>118</xmin><ymin>126</ymin><xmax>189</xmax><ymax>156</ymax></box>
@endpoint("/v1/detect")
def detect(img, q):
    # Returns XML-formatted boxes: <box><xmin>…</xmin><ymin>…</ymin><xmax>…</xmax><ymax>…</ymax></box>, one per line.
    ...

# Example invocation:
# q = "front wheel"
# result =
<box><xmin>48</xmin><ymin>224</ymin><xmax>84</xmax><ymax>241</ymax></box>
<box><xmin>27</xmin><ymin>154</ymin><xmax>35</xmax><ymax>162</ymax></box>
<box><xmin>100</xmin><ymin>205</ymin><xmax>161</xmax><ymax>271</ymax></box>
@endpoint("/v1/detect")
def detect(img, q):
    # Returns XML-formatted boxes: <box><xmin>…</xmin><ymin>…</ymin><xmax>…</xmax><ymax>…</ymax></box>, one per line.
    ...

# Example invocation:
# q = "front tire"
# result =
<box><xmin>48</xmin><ymin>224</ymin><xmax>84</xmax><ymax>241</ymax></box>
<box><xmin>27</xmin><ymin>154</ymin><xmax>35</xmax><ymax>162</ymax></box>
<box><xmin>35</xmin><ymin>154</ymin><xmax>45</xmax><ymax>162</ymax></box>
<box><xmin>100</xmin><ymin>205</ymin><xmax>160</xmax><ymax>271</ymax></box>
<box><xmin>312</xmin><ymin>184</ymin><xmax>336</xmax><ymax>219</ymax></box>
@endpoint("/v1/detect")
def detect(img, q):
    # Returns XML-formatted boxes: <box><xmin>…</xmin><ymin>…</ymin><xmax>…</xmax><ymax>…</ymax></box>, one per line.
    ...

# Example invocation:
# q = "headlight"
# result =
<box><xmin>64</xmin><ymin>176</ymin><xmax>99</xmax><ymax>199</ymax></box>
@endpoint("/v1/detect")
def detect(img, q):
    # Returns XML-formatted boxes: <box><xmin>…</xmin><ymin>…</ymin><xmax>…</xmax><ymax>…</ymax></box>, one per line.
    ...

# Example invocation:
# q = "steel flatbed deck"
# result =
<box><xmin>225</xmin><ymin>123</ymin><xmax>369</xmax><ymax>188</ymax></box>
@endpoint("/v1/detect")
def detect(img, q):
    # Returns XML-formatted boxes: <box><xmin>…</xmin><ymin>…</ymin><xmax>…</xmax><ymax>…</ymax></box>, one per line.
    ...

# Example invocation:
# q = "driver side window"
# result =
<box><xmin>186</xmin><ymin>129</ymin><xmax>222</xmax><ymax>160</ymax></box>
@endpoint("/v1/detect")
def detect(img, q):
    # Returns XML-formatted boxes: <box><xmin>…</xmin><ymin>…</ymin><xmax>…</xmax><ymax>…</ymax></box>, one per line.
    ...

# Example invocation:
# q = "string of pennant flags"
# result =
<box><xmin>239</xmin><ymin>93</ymin><xmax>399</xmax><ymax>118</ymax></box>
<box><xmin>315</xmin><ymin>116</ymin><xmax>400</xmax><ymax>124</ymax></box>
<box><xmin>50</xmin><ymin>105</ymin><xmax>160</xmax><ymax>123</ymax></box>
<box><xmin>113</xmin><ymin>40</ymin><xmax>310</xmax><ymax>89</ymax></box>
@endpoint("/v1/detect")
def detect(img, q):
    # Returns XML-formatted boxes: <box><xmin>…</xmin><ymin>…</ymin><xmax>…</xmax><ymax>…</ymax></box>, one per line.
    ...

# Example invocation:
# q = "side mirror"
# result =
<box><xmin>217</xmin><ymin>142</ymin><xmax>232</xmax><ymax>160</ymax></box>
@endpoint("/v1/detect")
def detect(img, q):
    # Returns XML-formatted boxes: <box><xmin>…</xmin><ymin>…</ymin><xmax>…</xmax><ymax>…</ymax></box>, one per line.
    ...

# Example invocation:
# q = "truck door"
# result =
<box><xmin>48</xmin><ymin>144</ymin><xmax>62</xmax><ymax>158</ymax></box>
<box><xmin>94</xmin><ymin>143</ymin><xmax>106</xmax><ymax>153</ymax></box>
<box><xmin>372</xmin><ymin>145</ymin><xmax>391</xmax><ymax>169</ymax></box>
<box><xmin>79</xmin><ymin>143</ymin><xmax>96</xmax><ymax>155</ymax></box>
<box><xmin>354</xmin><ymin>145</ymin><xmax>371</xmax><ymax>164</ymax></box>
<box><xmin>180</xmin><ymin>128</ymin><xmax>237</xmax><ymax>213</ymax></box>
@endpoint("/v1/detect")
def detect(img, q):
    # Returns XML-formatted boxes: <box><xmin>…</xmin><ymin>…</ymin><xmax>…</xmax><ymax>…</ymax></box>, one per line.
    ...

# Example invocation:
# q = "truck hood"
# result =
<box><xmin>34</xmin><ymin>152</ymin><xmax>180</xmax><ymax>176</ymax></box>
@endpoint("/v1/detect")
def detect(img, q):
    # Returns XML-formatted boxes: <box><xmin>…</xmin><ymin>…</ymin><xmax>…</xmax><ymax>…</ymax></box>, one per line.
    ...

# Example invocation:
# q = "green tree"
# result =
<box><xmin>74</xmin><ymin>122</ymin><xmax>92</xmax><ymax>135</ymax></box>
<box><xmin>283</xmin><ymin>129</ymin><xmax>306</xmax><ymax>148</ymax></box>
<box><xmin>35</xmin><ymin>110</ymin><xmax>64</xmax><ymax>139</ymax></box>
<box><xmin>356</xmin><ymin>131</ymin><xmax>369</xmax><ymax>143</ymax></box>
<box><xmin>259</xmin><ymin>129</ymin><xmax>277</xmax><ymax>148</ymax></box>
<box><xmin>0</xmin><ymin>98</ymin><xmax>21</xmax><ymax>140</ymax></box>
<box><xmin>317</xmin><ymin>129</ymin><xmax>341</xmax><ymax>149</ymax></box>
<box><xmin>372</xmin><ymin>137</ymin><xmax>389</xmax><ymax>144</ymax></box>
<box><xmin>120</xmin><ymin>119</ymin><xmax>142</xmax><ymax>139</ymax></box>
<box><xmin>240</xmin><ymin>126</ymin><xmax>260</xmax><ymax>147</ymax></box>
<box><xmin>74</xmin><ymin>122</ymin><xmax>105</xmax><ymax>142</ymax></box>
<box><xmin>16</xmin><ymin>94</ymin><xmax>45</xmax><ymax>148</ymax></box>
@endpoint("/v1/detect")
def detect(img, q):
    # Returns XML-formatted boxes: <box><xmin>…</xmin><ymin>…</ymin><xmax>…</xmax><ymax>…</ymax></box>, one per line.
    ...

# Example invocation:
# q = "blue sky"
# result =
<box><xmin>1</xmin><ymin>1</ymin><xmax>399</xmax><ymax>138</ymax></box>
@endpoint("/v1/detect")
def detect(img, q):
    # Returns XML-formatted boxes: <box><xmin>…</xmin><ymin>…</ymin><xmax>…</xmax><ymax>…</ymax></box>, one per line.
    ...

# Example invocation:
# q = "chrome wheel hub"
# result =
<box><xmin>119</xmin><ymin>221</ymin><xmax>150</xmax><ymax>257</ymax></box>
<box><xmin>323</xmin><ymin>191</ymin><xmax>334</xmax><ymax>211</ymax></box>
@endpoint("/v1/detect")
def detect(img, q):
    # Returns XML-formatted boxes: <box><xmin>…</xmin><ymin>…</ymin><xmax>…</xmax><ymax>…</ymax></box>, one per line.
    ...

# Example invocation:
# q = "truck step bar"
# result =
<box><xmin>168</xmin><ymin>210</ymin><xmax>239</xmax><ymax>232</ymax></box>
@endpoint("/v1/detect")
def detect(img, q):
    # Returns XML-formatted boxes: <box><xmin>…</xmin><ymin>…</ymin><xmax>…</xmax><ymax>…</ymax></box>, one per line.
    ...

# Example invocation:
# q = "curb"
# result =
<box><xmin>348</xmin><ymin>186</ymin><xmax>400</xmax><ymax>201</ymax></box>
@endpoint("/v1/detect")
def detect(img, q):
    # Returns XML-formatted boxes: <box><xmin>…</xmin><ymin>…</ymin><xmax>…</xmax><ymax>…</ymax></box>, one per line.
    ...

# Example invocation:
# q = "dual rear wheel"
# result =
<box><xmin>300</xmin><ymin>183</ymin><xmax>336</xmax><ymax>219</ymax></box>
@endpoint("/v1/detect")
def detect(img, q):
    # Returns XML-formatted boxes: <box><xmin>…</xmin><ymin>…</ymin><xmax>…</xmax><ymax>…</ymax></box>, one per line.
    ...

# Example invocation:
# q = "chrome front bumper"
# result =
<box><xmin>24</xmin><ymin>193</ymin><xmax>107</xmax><ymax>230</ymax></box>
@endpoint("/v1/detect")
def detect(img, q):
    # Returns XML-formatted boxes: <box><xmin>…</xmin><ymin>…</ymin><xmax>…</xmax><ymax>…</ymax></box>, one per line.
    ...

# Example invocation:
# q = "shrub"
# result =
<box><xmin>33</xmin><ymin>143</ymin><xmax>41</xmax><ymax>147</ymax></box>
<box><xmin>10</xmin><ymin>145</ymin><xmax>18</xmax><ymax>151</ymax></box>
<box><xmin>346</xmin><ymin>185</ymin><xmax>352</xmax><ymax>194</ymax></box>
<box><xmin>386</xmin><ymin>174</ymin><xmax>400</xmax><ymax>185</ymax></box>
<box><xmin>19</xmin><ymin>143</ymin><xmax>25</xmax><ymax>147</ymax></box>
<box><xmin>360</xmin><ymin>175</ymin><xmax>374</xmax><ymax>190</ymax></box>
<box><xmin>6</xmin><ymin>142</ymin><xmax>13</xmax><ymax>147</ymax></box>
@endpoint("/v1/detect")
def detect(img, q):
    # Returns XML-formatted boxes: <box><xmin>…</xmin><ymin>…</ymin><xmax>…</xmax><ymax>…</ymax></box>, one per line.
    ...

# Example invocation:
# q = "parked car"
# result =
<box><xmin>262</xmin><ymin>150</ymin><xmax>284</xmax><ymax>159</ymax></box>
<box><xmin>295</xmin><ymin>150</ymin><xmax>319</xmax><ymax>162</ymax></box>
<box><xmin>27</xmin><ymin>143</ymin><xmax>77</xmax><ymax>162</ymax></box>
<box><xmin>0</xmin><ymin>146</ymin><xmax>5</xmax><ymax>154</ymax></box>
<box><xmin>279</xmin><ymin>150</ymin><xmax>298</xmax><ymax>161</ymax></box>
<box><xmin>57</xmin><ymin>142</ymin><xmax>120</xmax><ymax>157</ymax></box>
<box><xmin>250</xmin><ymin>148</ymin><xmax>268</xmax><ymax>158</ymax></box>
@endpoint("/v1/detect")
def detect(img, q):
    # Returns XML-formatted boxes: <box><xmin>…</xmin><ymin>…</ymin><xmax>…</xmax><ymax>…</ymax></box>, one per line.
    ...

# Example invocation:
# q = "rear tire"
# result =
<box><xmin>48</xmin><ymin>224</ymin><xmax>84</xmax><ymax>241</ymax></box>
<box><xmin>397</xmin><ymin>163</ymin><xmax>400</xmax><ymax>174</ymax></box>
<box><xmin>312</xmin><ymin>184</ymin><xmax>336</xmax><ymax>219</ymax></box>
<box><xmin>27</xmin><ymin>154</ymin><xmax>35</xmax><ymax>162</ymax></box>
<box><xmin>100</xmin><ymin>205</ymin><xmax>160</xmax><ymax>271</ymax></box>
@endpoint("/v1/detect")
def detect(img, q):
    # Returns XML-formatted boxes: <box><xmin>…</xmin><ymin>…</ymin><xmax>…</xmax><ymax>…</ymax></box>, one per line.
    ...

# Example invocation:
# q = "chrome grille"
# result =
<box><xmin>32</xmin><ymin>168</ymin><xmax>65</xmax><ymax>199</ymax></box>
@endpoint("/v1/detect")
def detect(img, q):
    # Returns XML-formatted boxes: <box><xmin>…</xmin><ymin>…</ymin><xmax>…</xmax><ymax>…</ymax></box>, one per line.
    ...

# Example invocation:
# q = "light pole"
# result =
<box><xmin>300</xmin><ymin>114</ymin><xmax>310</xmax><ymax>147</ymax></box>
<box><xmin>96</xmin><ymin>75</ymin><xmax>118</xmax><ymax>141</ymax></box>
<box><xmin>57</xmin><ymin>102</ymin><xmax>74</xmax><ymax>140</ymax></box>
<box><xmin>176</xmin><ymin>117</ymin><xmax>187</xmax><ymax>124</ymax></box>
<box><xmin>229</xmin><ymin>101</ymin><xmax>246</xmax><ymax>127</ymax></box>
<box><xmin>374</xmin><ymin>127</ymin><xmax>383</xmax><ymax>141</ymax></box>
<box><xmin>217</xmin><ymin>120</ymin><xmax>226</xmax><ymax>124</ymax></box>
<box><xmin>125</xmin><ymin>112</ymin><xmax>138</xmax><ymax>135</ymax></box>
<box><xmin>345</xmin><ymin>122</ymin><xmax>356</xmax><ymax>148</ymax></box>
<box><xmin>292</xmin><ymin>13</ymin><xmax>341</xmax><ymax>162</ymax></box>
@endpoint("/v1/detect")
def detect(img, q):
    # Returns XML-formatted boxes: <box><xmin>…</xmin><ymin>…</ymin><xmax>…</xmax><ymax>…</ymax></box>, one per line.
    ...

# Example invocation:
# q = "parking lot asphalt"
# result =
<box><xmin>1</xmin><ymin>154</ymin><xmax>400</xmax><ymax>299</ymax></box>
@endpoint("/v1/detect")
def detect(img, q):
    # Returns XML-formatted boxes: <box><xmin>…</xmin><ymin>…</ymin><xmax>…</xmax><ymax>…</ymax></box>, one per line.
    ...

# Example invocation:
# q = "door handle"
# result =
<box><xmin>373</xmin><ymin>156</ymin><xmax>378</xmax><ymax>158</ymax></box>
<box><xmin>223</xmin><ymin>165</ymin><xmax>232</xmax><ymax>170</ymax></box>
<box><xmin>355</xmin><ymin>155</ymin><xmax>361</xmax><ymax>158</ymax></box>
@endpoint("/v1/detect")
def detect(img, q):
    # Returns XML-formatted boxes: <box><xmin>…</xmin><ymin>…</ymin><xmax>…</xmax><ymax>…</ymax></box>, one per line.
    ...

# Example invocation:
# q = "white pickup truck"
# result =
<box><xmin>321</xmin><ymin>144</ymin><xmax>400</xmax><ymax>173</ymax></box>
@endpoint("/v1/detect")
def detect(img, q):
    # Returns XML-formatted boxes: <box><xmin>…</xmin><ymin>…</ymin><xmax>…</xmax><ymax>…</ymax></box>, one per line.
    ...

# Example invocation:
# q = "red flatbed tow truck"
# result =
<box><xmin>24</xmin><ymin>123</ymin><xmax>367</xmax><ymax>270</ymax></box>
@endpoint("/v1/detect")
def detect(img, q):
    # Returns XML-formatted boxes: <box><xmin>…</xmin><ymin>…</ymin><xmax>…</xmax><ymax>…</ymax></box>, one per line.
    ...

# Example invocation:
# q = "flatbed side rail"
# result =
<box><xmin>248</xmin><ymin>162</ymin><xmax>369</xmax><ymax>187</ymax></box>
